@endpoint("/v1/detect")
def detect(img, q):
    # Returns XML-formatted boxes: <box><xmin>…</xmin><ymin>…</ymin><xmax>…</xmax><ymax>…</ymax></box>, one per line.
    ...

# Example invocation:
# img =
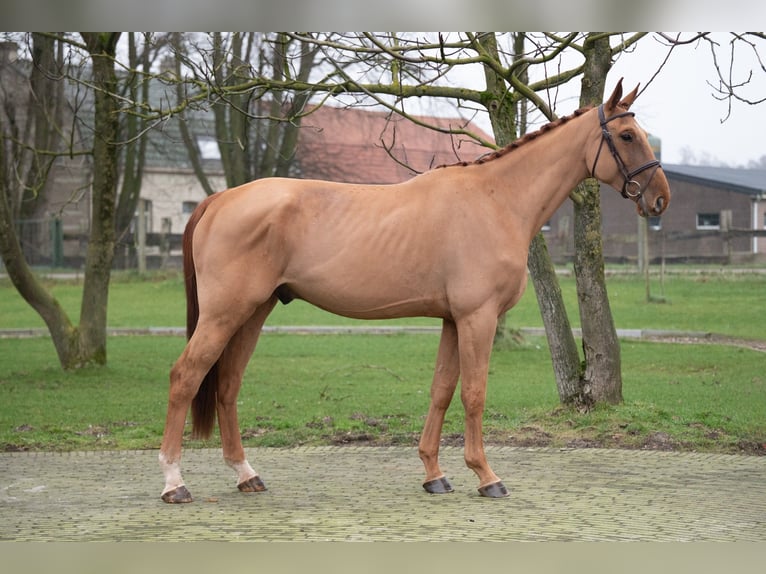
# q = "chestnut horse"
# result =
<box><xmin>159</xmin><ymin>79</ymin><xmax>670</xmax><ymax>502</ymax></box>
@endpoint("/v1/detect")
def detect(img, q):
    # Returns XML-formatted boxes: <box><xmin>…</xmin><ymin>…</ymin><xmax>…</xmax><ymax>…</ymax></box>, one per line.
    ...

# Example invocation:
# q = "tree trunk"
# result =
<box><xmin>573</xmin><ymin>179</ymin><xmax>622</xmax><ymax>403</ymax></box>
<box><xmin>170</xmin><ymin>33</ymin><xmax>217</xmax><ymax>197</ymax></box>
<box><xmin>480</xmin><ymin>32</ymin><xmax>623</xmax><ymax>406</ymax></box>
<box><xmin>479</xmin><ymin>33</ymin><xmax>585</xmax><ymax>398</ymax></box>
<box><xmin>176</xmin><ymin>33</ymin><xmax>320</xmax><ymax>193</ymax></box>
<box><xmin>115</xmin><ymin>33</ymin><xmax>150</xmax><ymax>243</ymax></box>
<box><xmin>477</xmin><ymin>33</ymin><xmax>521</xmax><ymax>346</ymax></box>
<box><xmin>527</xmin><ymin>233</ymin><xmax>584</xmax><ymax>403</ymax></box>
<box><xmin>0</xmin><ymin>152</ymin><xmax>79</xmax><ymax>367</ymax></box>
<box><xmin>20</xmin><ymin>33</ymin><xmax>60</xmax><ymax>219</ymax></box>
<box><xmin>573</xmin><ymin>34</ymin><xmax>622</xmax><ymax>404</ymax></box>
<box><xmin>274</xmin><ymin>38</ymin><xmax>319</xmax><ymax>178</ymax></box>
<box><xmin>224</xmin><ymin>32</ymin><xmax>250</xmax><ymax>187</ymax></box>
<box><xmin>0</xmin><ymin>34</ymin><xmax>119</xmax><ymax>369</ymax></box>
<box><xmin>76</xmin><ymin>32</ymin><xmax>122</xmax><ymax>367</ymax></box>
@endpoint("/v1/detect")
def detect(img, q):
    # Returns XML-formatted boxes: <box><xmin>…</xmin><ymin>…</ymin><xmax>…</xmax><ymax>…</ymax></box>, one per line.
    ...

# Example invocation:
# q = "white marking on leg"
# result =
<box><xmin>158</xmin><ymin>451</ymin><xmax>185</xmax><ymax>495</ymax></box>
<box><xmin>225</xmin><ymin>458</ymin><xmax>258</xmax><ymax>485</ymax></box>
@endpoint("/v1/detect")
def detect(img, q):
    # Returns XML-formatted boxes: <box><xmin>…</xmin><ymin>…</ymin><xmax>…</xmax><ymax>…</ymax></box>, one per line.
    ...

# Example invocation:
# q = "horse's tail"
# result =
<box><xmin>184</xmin><ymin>192</ymin><xmax>224</xmax><ymax>440</ymax></box>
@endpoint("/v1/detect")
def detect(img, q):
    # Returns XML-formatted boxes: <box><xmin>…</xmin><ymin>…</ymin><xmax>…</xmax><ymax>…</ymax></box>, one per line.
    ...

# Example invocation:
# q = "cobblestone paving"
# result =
<box><xmin>1</xmin><ymin>446</ymin><xmax>764</xmax><ymax>541</ymax></box>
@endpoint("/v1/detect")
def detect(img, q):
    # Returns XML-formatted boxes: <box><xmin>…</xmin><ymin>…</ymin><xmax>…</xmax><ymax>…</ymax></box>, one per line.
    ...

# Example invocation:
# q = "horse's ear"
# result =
<box><xmin>605</xmin><ymin>78</ymin><xmax>624</xmax><ymax>112</ymax></box>
<box><xmin>618</xmin><ymin>84</ymin><xmax>640</xmax><ymax>111</ymax></box>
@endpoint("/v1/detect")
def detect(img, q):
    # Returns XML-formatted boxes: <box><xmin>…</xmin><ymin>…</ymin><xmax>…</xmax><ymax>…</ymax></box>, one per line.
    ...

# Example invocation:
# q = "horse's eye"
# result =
<box><xmin>620</xmin><ymin>132</ymin><xmax>634</xmax><ymax>143</ymax></box>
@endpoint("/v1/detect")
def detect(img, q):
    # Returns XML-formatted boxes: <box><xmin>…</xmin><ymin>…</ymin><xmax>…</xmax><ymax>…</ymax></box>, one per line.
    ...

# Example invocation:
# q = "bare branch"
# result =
<box><xmin>656</xmin><ymin>32</ymin><xmax>766</xmax><ymax>122</ymax></box>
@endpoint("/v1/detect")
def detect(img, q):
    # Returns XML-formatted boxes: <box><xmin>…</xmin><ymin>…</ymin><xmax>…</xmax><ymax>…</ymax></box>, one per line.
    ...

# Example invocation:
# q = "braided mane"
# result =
<box><xmin>437</xmin><ymin>106</ymin><xmax>593</xmax><ymax>169</ymax></box>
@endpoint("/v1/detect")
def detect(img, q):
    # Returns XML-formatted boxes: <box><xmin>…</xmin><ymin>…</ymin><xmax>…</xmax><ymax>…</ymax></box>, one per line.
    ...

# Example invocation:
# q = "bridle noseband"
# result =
<box><xmin>590</xmin><ymin>105</ymin><xmax>661</xmax><ymax>201</ymax></box>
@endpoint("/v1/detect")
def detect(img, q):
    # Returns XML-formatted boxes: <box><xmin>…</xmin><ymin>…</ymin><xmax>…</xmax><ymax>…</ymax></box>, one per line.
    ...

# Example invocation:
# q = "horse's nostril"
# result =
<box><xmin>655</xmin><ymin>196</ymin><xmax>665</xmax><ymax>214</ymax></box>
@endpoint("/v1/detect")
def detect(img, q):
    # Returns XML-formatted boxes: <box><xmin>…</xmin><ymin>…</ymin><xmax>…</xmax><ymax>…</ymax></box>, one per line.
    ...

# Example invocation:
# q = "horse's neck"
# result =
<box><xmin>481</xmin><ymin>112</ymin><xmax>595</xmax><ymax>241</ymax></box>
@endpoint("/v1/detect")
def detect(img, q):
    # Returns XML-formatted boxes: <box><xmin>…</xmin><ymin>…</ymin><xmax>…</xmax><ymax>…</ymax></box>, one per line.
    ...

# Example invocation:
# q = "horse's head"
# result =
<box><xmin>588</xmin><ymin>78</ymin><xmax>671</xmax><ymax>217</ymax></box>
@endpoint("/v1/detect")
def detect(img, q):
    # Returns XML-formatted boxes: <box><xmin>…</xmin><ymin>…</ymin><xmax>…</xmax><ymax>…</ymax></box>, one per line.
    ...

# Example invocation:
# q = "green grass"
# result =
<box><xmin>1</xmin><ymin>268</ymin><xmax>764</xmax><ymax>454</ymax></box>
<box><xmin>1</xmin><ymin>333</ymin><xmax>763</xmax><ymax>454</ymax></box>
<box><xmin>2</xmin><ymin>269</ymin><xmax>764</xmax><ymax>339</ymax></box>
<box><xmin>526</xmin><ymin>341</ymin><xmax>766</xmax><ymax>453</ymax></box>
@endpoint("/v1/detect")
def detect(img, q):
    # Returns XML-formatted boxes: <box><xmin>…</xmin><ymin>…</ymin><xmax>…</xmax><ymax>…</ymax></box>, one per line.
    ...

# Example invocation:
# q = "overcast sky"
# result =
<box><xmin>608</xmin><ymin>34</ymin><xmax>765</xmax><ymax>168</ymax></box>
<box><xmin>406</xmin><ymin>33</ymin><xmax>766</xmax><ymax>168</ymax></box>
<box><xmin>421</xmin><ymin>33</ymin><xmax>765</xmax><ymax>169</ymax></box>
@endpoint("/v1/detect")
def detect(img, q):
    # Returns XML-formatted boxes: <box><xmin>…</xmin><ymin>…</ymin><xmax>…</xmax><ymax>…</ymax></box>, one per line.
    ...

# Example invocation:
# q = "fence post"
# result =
<box><xmin>160</xmin><ymin>217</ymin><xmax>171</xmax><ymax>269</ymax></box>
<box><xmin>137</xmin><ymin>198</ymin><xmax>147</xmax><ymax>274</ymax></box>
<box><xmin>51</xmin><ymin>217</ymin><xmax>63</xmax><ymax>268</ymax></box>
<box><xmin>721</xmin><ymin>209</ymin><xmax>732</xmax><ymax>264</ymax></box>
<box><xmin>637</xmin><ymin>215</ymin><xmax>650</xmax><ymax>301</ymax></box>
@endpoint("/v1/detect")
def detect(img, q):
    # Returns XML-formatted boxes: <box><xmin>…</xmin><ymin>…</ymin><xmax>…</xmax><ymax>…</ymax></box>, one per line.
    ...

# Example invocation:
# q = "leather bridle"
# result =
<box><xmin>590</xmin><ymin>105</ymin><xmax>661</xmax><ymax>201</ymax></box>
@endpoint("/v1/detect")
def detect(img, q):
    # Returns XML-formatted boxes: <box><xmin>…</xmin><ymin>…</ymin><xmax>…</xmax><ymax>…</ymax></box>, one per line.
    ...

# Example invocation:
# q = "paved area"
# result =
<box><xmin>1</xmin><ymin>446</ymin><xmax>764</xmax><ymax>541</ymax></box>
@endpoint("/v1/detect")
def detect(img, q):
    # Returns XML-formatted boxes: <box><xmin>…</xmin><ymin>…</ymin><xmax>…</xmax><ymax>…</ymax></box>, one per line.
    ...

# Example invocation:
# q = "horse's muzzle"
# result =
<box><xmin>638</xmin><ymin>194</ymin><xmax>668</xmax><ymax>217</ymax></box>
<box><xmin>653</xmin><ymin>195</ymin><xmax>667</xmax><ymax>215</ymax></box>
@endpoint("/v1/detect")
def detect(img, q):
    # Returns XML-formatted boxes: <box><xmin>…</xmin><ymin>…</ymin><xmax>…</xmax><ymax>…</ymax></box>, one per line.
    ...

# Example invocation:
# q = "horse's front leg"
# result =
<box><xmin>419</xmin><ymin>319</ymin><xmax>460</xmax><ymax>494</ymax></box>
<box><xmin>457</xmin><ymin>308</ymin><xmax>509</xmax><ymax>498</ymax></box>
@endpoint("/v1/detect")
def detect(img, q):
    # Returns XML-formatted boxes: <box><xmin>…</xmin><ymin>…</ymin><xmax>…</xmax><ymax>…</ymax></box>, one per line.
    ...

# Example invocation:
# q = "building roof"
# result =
<box><xmin>296</xmin><ymin>105</ymin><xmax>494</xmax><ymax>184</ymax></box>
<box><xmin>663</xmin><ymin>164</ymin><xmax>766</xmax><ymax>197</ymax></box>
<box><xmin>142</xmin><ymin>95</ymin><xmax>495</xmax><ymax>183</ymax></box>
<box><xmin>2</xmin><ymin>47</ymin><xmax>494</xmax><ymax>184</ymax></box>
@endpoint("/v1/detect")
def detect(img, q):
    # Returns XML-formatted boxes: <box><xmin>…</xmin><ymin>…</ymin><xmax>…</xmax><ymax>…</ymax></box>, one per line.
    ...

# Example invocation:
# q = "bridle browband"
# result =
<box><xmin>590</xmin><ymin>104</ymin><xmax>661</xmax><ymax>201</ymax></box>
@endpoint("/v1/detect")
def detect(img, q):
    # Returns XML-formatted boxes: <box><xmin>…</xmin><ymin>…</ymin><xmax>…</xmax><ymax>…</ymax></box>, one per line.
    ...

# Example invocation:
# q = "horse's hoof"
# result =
<box><xmin>161</xmin><ymin>485</ymin><xmax>193</xmax><ymax>503</ymax></box>
<box><xmin>423</xmin><ymin>476</ymin><xmax>454</xmax><ymax>494</ymax></box>
<box><xmin>477</xmin><ymin>481</ymin><xmax>509</xmax><ymax>498</ymax></box>
<box><xmin>238</xmin><ymin>475</ymin><xmax>267</xmax><ymax>492</ymax></box>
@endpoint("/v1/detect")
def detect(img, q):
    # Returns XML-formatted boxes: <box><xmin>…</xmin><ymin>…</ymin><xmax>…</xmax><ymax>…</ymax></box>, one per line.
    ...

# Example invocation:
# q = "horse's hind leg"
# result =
<box><xmin>159</xmin><ymin>321</ymin><xmax>241</xmax><ymax>503</ymax></box>
<box><xmin>217</xmin><ymin>296</ymin><xmax>278</xmax><ymax>493</ymax></box>
<box><xmin>419</xmin><ymin>319</ymin><xmax>460</xmax><ymax>494</ymax></box>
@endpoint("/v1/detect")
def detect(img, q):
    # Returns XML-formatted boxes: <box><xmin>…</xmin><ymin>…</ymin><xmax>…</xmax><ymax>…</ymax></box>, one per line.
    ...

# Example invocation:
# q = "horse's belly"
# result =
<box><xmin>285</xmin><ymin>278</ymin><xmax>449</xmax><ymax>321</ymax></box>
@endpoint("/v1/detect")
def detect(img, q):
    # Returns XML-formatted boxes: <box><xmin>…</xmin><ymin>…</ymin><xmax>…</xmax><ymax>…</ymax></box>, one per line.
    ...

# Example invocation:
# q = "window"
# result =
<box><xmin>182</xmin><ymin>201</ymin><xmax>198</xmax><ymax>215</ymax></box>
<box><xmin>131</xmin><ymin>199</ymin><xmax>152</xmax><ymax>233</ymax></box>
<box><xmin>196</xmin><ymin>137</ymin><xmax>220</xmax><ymax>160</ymax></box>
<box><xmin>696</xmin><ymin>213</ymin><xmax>720</xmax><ymax>230</ymax></box>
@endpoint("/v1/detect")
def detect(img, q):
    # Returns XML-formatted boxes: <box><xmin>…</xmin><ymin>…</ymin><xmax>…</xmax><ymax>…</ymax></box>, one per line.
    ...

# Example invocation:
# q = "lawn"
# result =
<box><xmin>0</xmin><ymin>332</ymin><xmax>763</xmax><ymax>454</ymax></box>
<box><xmin>0</xmin><ymin>268</ymin><xmax>764</xmax><ymax>454</ymax></box>
<box><xmin>1</xmin><ymin>268</ymin><xmax>765</xmax><ymax>339</ymax></box>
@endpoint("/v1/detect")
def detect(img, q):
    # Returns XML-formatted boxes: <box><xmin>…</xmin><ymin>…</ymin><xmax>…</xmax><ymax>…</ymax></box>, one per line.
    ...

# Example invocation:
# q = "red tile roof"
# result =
<box><xmin>296</xmin><ymin>104</ymin><xmax>494</xmax><ymax>184</ymax></box>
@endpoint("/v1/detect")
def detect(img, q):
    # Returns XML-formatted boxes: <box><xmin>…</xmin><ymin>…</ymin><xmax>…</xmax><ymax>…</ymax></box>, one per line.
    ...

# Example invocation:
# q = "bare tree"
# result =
<box><xmin>1</xmin><ymin>33</ymin><xmax>65</xmax><ymax>222</ymax></box>
<box><xmin>168</xmin><ymin>32</ymin><xmax>321</xmax><ymax>193</ymax></box>
<box><xmin>0</xmin><ymin>32</ymin><xmax>122</xmax><ymax>369</ymax></box>
<box><xmin>681</xmin><ymin>33</ymin><xmax>765</xmax><ymax>121</ymax></box>
<box><xmin>114</xmin><ymin>33</ymin><xmax>159</xmax><ymax>243</ymax></box>
<box><xmin>571</xmin><ymin>33</ymin><xmax>626</xmax><ymax>405</ymax></box>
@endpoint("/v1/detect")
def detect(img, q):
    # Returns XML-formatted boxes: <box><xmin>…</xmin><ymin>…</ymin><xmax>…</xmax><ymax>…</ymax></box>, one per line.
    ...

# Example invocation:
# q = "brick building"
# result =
<box><xmin>541</xmin><ymin>163</ymin><xmax>766</xmax><ymax>263</ymax></box>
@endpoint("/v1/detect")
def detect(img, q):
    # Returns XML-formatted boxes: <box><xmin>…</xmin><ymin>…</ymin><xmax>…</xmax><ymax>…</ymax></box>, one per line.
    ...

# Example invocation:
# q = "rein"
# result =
<box><xmin>590</xmin><ymin>105</ymin><xmax>661</xmax><ymax>201</ymax></box>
